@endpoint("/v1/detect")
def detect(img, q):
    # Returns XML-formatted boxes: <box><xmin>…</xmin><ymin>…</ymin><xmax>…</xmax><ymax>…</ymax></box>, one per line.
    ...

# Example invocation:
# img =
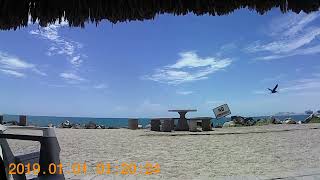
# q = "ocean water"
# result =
<box><xmin>2</xmin><ymin>114</ymin><xmax>310</xmax><ymax>128</ymax></box>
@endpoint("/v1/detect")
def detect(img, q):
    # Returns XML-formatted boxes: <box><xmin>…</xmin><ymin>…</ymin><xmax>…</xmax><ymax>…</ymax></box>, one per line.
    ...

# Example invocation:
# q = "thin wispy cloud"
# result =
<box><xmin>216</xmin><ymin>42</ymin><xmax>239</xmax><ymax>57</ymax></box>
<box><xmin>30</xmin><ymin>22</ymin><xmax>85</xmax><ymax>68</ymax></box>
<box><xmin>281</xmin><ymin>77</ymin><xmax>320</xmax><ymax>93</ymax></box>
<box><xmin>60</xmin><ymin>72</ymin><xmax>85</xmax><ymax>84</ymax></box>
<box><xmin>248</xmin><ymin>28</ymin><xmax>320</xmax><ymax>54</ymax></box>
<box><xmin>32</xmin><ymin>68</ymin><xmax>47</xmax><ymax>76</ymax></box>
<box><xmin>0</xmin><ymin>69</ymin><xmax>25</xmax><ymax>78</ymax></box>
<box><xmin>256</xmin><ymin>45</ymin><xmax>320</xmax><ymax>60</ymax></box>
<box><xmin>176</xmin><ymin>90</ymin><xmax>193</xmax><ymax>95</ymax></box>
<box><xmin>246</xmin><ymin>12</ymin><xmax>320</xmax><ymax>60</ymax></box>
<box><xmin>254</xmin><ymin>74</ymin><xmax>320</xmax><ymax>95</ymax></box>
<box><xmin>145</xmin><ymin>51</ymin><xmax>232</xmax><ymax>85</ymax></box>
<box><xmin>0</xmin><ymin>55</ymin><xmax>33</xmax><ymax>69</ymax></box>
<box><xmin>30</xmin><ymin>21</ymin><xmax>89</xmax><ymax>85</ymax></box>
<box><xmin>93</xmin><ymin>83</ymin><xmax>108</xmax><ymax>89</ymax></box>
<box><xmin>0</xmin><ymin>51</ymin><xmax>46</xmax><ymax>78</ymax></box>
<box><xmin>270</xmin><ymin>12</ymin><xmax>320</xmax><ymax>37</ymax></box>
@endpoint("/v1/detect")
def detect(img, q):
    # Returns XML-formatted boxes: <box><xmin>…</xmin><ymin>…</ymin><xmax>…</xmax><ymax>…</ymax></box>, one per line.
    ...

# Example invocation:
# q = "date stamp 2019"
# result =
<box><xmin>8</xmin><ymin>162</ymin><xmax>160</xmax><ymax>176</ymax></box>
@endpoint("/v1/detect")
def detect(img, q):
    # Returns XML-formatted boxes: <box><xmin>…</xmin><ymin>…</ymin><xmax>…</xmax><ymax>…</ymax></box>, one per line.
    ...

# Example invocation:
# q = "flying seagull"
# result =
<box><xmin>268</xmin><ymin>84</ymin><xmax>278</xmax><ymax>94</ymax></box>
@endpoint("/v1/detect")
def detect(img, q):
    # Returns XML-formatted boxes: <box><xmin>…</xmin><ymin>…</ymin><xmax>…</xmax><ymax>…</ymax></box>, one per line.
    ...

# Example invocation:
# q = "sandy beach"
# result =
<box><xmin>5</xmin><ymin>124</ymin><xmax>320</xmax><ymax>179</ymax></box>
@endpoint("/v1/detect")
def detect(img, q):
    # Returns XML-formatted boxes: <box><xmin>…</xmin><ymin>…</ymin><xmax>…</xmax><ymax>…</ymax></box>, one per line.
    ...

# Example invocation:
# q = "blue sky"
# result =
<box><xmin>0</xmin><ymin>9</ymin><xmax>319</xmax><ymax>118</ymax></box>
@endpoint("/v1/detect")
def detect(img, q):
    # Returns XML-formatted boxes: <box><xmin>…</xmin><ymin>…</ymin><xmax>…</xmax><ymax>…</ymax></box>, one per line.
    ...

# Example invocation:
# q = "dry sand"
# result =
<box><xmin>5</xmin><ymin>124</ymin><xmax>320</xmax><ymax>179</ymax></box>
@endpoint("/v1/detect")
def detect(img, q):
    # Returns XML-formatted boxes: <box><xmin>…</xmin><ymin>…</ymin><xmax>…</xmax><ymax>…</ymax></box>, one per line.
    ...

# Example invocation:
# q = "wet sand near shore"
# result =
<box><xmin>6</xmin><ymin>124</ymin><xmax>320</xmax><ymax>179</ymax></box>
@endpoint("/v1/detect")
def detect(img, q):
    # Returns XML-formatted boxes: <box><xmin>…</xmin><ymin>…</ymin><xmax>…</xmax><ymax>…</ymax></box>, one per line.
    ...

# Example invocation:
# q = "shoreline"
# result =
<box><xmin>1</xmin><ymin>114</ymin><xmax>312</xmax><ymax>128</ymax></box>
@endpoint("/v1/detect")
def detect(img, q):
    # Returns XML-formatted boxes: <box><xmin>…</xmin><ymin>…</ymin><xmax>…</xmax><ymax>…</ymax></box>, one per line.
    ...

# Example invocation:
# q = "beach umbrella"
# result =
<box><xmin>0</xmin><ymin>0</ymin><xmax>320</xmax><ymax>30</ymax></box>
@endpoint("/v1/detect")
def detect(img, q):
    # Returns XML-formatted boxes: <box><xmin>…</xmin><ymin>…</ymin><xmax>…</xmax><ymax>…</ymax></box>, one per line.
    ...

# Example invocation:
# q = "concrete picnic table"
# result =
<box><xmin>168</xmin><ymin>109</ymin><xmax>197</xmax><ymax>131</ymax></box>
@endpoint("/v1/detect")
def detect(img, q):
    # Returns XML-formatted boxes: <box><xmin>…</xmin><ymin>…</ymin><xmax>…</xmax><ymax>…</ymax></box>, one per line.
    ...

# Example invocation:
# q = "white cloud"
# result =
<box><xmin>246</xmin><ymin>12</ymin><xmax>320</xmax><ymax>60</ymax></box>
<box><xmin>70</xmin><ymin>55</ymin><xmax>83</xmax><ymax>67</ymax></box>
<box><xmin>270</xmin><ymin>12</ymin><xmax>320</xmax><ymax>37</ymax></box>
<box><xmin>0</xmin><ymin>69</ymin><xmax>25</xmax><ymax>78</ymax></box>
<box><xmin>145</xmin><ymin>51</ymin><xmax>232</xmax><ymax>84</ymax></box>
<box><xmin>30</xmin><ymin>22</ymin><xmax>85</xmax><ymax>68</ymax></box>
<box><xmin>248</xmin><ymin>28</ymin><xmax>320</xmax><ymax>54</ymax></box>
<box><xmin>30</xmin><ymin>21</ymin><xmax>88</xmax><ymax>85</ymax></box>
<box><xmin>94</xmin><ymin>84</ymin><xmax>108</xmax><ymax>89</ymax></box>
<box><xmin>0</xmin><ymin>55</ymin><xmax>34</xmax><ymax>69</ymax></box>
<box><xmin>32</xmin><ymin>68</ymin><xmax>47</xmax><ymax>76</ymax></box>
<box><xmin>254</xmin><ymin>44</ymin><xmax>320</xmax><ymax>60</ymax></box>
<box><xmin>281</xmin><ymin>77</ymin><xmax>320</xmax><ymax>93</ymax></box>
<box><xmin>60</xmin><ymin>72</ymin><xmax>85</xmax><ymax>83</ymax></box>
<box><xmin>176</xmin><ymin>90</ymin><xmax>193</xmax><ymax>95</ymax></box>
<box><xmin>0</xmin><ymin>52</ymin><xmax>46</xmax><ymax>77</ymax></box>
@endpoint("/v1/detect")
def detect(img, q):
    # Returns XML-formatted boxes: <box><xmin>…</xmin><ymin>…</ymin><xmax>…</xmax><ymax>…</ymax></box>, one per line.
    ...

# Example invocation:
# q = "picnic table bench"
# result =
<box><xmin>168</xmin><ymin>109</ymin><xmax>197</xmax><ymax>131</ymax></box>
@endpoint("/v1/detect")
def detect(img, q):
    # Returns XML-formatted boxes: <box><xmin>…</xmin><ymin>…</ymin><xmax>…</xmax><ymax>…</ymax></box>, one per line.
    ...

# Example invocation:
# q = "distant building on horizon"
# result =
<box><xmin>274</xmin><ymin>112</ymin><xmax>300</xmax><ymax>116</ymax></box>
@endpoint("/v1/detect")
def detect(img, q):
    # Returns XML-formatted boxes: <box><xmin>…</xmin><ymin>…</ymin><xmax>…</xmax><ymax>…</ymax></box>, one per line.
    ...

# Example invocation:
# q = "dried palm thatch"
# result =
<box><xmin>0</xmin><ymin>0</ymin><xmax>320</xmax><ymax>30</ymax></box>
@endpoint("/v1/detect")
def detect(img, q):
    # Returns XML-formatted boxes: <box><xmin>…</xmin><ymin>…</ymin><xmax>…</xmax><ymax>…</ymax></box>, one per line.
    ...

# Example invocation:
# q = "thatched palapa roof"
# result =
<box><xmin>1</xmin><ymin>0</ymin><xmax>320</xmax><ymax>30</ymax></box>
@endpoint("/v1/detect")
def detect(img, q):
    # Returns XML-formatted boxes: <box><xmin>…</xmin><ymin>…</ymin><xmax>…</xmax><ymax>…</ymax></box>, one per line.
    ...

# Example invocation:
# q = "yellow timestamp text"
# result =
<box><xmin>8</xmin><ymin>162</ymin><xmax>160</xmax><ymax>176</ymax></box>
<box><xmin>95</xmin><ymin>162</ymin><xmax>160</xmax><ymax>175</ymax></box>
<box><xmin>8</xmin><ymin>162</ymin><xmax>86</xmax><ymax>175</ymax></box>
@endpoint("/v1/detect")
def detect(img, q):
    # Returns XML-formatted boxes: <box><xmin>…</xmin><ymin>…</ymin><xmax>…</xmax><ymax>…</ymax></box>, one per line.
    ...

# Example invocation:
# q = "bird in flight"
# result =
<box><xmin>268</xmin><ymin>84</ymin><xmax>278</xmax><ymax>94</ymax></box>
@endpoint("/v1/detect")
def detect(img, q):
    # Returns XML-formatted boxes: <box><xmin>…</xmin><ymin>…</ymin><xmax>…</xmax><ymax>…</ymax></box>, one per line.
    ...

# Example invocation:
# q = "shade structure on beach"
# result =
<box><xmin>1</xmin><ymin>0</ymin><xmax>320</xmax><ymax>30</ymax></box>
<box><xmin>0</xmin><ymin>115</ymin><xmax>3</xmax><ymax>124</ymax></box>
